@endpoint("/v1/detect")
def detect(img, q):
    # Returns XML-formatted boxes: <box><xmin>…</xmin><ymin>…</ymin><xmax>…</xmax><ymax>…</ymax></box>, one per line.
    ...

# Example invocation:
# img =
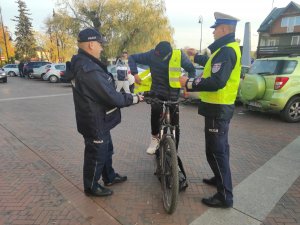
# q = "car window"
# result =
<box><xmin>110</xmin><ymin>67</ymin><xmax>116</xmax><ymax>73</ymax></box>
<box><xmin>54</xmin><ymin>65</ymin><xmax>66</xmax><ymax>70</ymax></box>
<box><xmin>281</xmin><ymin>60</ymin><xmax>297</xmax><ymax>74</ymax></box>
<box><xmin>195</xmin><ymin>67</ymin><xmax>204</xmax><ymax>77</ymax></box>
<box><xmin>249</xmin><ymin>59</ymin><xmax>298</xmax><ymax>75</ymax></box>
<box><xmin>248</xmin><ymin>60</ymin><xmax>278</xmax><ymax>75</ymax></box>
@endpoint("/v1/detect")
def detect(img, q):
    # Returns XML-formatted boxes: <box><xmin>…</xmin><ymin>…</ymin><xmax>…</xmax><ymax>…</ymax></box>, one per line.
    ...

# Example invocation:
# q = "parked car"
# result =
<box><xmin>239</xmin><ymin>56</ymin><xmax>300</xmax><ymax>122</ymax></box>
<box><xmin>31</xmin><ymin>64</ymin><xmax>52</xmax><ymax>80</ymax></box>
<box><xmin>107</xmin><ymin>64</ymin><xmax>146</xmax><ymax>86</ymax></box>
<box><xmin>182</xmin><ymin>65</ymin><xmax>204</xmax><ymax>101</ymax></box>
<box><xmin>107</xmin><ymin>65</ymin><xmax>117</xmax><ymax>81</ymax></box>
<box><xmin>43</xmin><ymin>63</ymin><xmax>66</xmax><ymax>83</ymax></box>
<box><xmin>2</xmin><ymin>64</ymin><xmax>19</xmax><ymax>76</ymax></box>
<box><xmin>0</xmin><ymin>68</ymin><xmax>7</xmax><ymax>83</ymax></box>
<box><xmin>23</xmin><ymin>61</ymin><xmax>51</xmax><ymax>78</ymax></box>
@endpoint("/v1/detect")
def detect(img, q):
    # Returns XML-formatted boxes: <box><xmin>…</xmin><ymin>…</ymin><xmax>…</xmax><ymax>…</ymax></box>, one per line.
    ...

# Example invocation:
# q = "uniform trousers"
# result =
<box><xmin>204</xmin><ymin>117</ymin><xmax>233</xmax><ymax>205</ymax></box>
<box><xmin>83</xmin><ymin>132</ymin><xmax>116</xmax><ymax>191</ymax></box>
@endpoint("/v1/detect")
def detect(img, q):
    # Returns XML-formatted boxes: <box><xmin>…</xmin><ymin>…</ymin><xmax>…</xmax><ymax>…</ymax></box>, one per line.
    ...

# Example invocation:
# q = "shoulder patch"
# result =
<box><xmin>212</xmin><ymin>63</ymin><xmax>222</xmax><ymax>73</ymax></box>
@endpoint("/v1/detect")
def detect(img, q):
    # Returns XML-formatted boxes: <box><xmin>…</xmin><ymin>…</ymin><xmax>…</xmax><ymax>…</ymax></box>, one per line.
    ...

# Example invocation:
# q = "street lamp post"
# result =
<box><xmin>198</xmin><ymin>16</ymin><xmax>203</xmax><ymax>53</ymax></box>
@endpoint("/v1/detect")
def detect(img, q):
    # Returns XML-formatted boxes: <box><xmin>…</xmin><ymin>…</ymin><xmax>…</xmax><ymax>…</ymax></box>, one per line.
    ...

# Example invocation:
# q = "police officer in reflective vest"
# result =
<box><xmin>180</xmin><ymin>12</ymin><xmax>241</xmax><ymax>208</ymax></box>
<box><xmin>129</xmin><ymin>41</ymin><xmax>195</xmax><ymax>155</ymax></box>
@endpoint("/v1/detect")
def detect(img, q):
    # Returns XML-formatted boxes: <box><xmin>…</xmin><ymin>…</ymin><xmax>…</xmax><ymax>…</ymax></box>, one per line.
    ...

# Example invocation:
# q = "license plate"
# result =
<box><xmin>248</xmin><ymin>101</ymin><xmax>262</xmax><ymax>108</ymax></box>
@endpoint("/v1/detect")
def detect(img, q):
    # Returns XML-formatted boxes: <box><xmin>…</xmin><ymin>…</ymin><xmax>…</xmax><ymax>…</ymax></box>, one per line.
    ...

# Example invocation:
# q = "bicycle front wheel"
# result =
<box><xmin>160</xmin><ymin>135</ymin><xmax>179</xmax><ymax>214</ymax></box>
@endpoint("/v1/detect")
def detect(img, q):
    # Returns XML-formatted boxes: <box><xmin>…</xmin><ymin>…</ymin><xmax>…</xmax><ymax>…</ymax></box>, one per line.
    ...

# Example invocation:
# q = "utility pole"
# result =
<box><xmin>0</xmin><ymin>6</ymin><xmax>9</xmax><ymax>63</ymax></box>
<box><xmin>198</xmin><ymin>16</ymin><xmax>203</xmax><ymax>53</ymax></box>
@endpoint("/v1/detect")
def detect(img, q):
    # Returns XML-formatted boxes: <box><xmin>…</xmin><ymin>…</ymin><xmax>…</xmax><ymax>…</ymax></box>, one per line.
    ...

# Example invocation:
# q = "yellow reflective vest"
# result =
<box><xmin>134</xmin><ymin>50</ymin><xmax>182</xmax><ymax>93</ymax></box>
<box><xmin>199</xmin><ymin>42</ymin><xmax>241</xmax><ymax>104</ymax></box>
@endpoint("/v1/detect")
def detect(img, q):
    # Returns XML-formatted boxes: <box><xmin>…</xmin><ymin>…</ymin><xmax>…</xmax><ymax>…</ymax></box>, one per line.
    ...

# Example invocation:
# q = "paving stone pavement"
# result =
<box><xmin>0</xmin><ymin>77</ymin><xmax>299</xmax><ymax>225</ymax></box>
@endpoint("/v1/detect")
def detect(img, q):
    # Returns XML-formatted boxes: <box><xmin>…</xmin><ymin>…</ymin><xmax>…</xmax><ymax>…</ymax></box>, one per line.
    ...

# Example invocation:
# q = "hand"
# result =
<box><xmin>179</xmin><ymin>76</ymin><xmax>189</xmax><ymax>88</ymax></box>
<box><xmin>186</xmin><ymin>48</ymin><xmax>198</xmax><ymax>57</ymax></box>
<box><xmin>134</xmin><ymin>74</ymin><xmax>141</xmax><ymax>84</ymax></box>
<box><xmin>138</xmin><ymin>95</ymin><xmax>144</xmax><ymax>102</ymax></box>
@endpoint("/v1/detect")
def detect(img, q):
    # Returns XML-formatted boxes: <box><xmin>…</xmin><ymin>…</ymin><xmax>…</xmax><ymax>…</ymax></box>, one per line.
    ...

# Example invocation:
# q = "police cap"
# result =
<box><xmin>77</xmin><ymin>28</ymin><xmax>107</xmax><ymax>44</ymax></box>
<box><xmin>210</xmin><ymin>12</ymin><xmax>240</xmax><ymax>28</ymax></box>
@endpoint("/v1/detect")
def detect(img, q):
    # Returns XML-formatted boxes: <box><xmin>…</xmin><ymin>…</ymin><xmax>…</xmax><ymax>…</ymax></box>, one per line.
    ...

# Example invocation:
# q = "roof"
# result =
<box><xmin>257</xmin><ymin>1</ymin><xmax>300</xmax><ymax>32</ymax></box>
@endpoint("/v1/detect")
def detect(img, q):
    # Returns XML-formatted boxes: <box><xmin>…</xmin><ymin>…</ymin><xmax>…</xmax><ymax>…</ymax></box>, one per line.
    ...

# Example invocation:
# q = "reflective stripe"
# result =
<box><xmin>91</xmin><ymin>161</ymin><xmax>98</xmax><ymax>189</ymax></box>
<box><xmin>187</xmin><ymin>78</ymin><xmax>194</xmax><ymax>90</ymax></box>
<box><xmin>169</xmin><ymin>77</ymin><xmax>180</xmax><ymax>82</ymax></box>
<box><xmin>169</xmin><ymin>67</ymin><xmax>181</xmax><ymax>72</ymax></box>
<box><xmin>106</xmin><ymin>107</ymin><xmax>117</xmax><ymax>114</ymax></box>
<box><xmin>169</xmin><ymin>49</ymin><xmax>182</xmax><ymax>88</ymax></box>
<box><xmin>213</xmin><ymin>153</ymin><xmax>227</xmax><ymax>200</ymax></box>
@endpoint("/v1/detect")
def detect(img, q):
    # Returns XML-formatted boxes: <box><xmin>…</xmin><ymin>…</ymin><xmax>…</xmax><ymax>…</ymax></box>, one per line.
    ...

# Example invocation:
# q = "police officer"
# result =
<box><xmin>128</xmin><ymin>41</ymin><xmax>195</xmax><ymax>154</ymax></box>
<box><xmin>68</xmin><ymin>28</ymin><xmax>143</xmax><ymax>197</ymax></box>
<box><xmin>180</xmin><ymin>12</ymin><xmax>241</xmax><ymax>208</ymax></box>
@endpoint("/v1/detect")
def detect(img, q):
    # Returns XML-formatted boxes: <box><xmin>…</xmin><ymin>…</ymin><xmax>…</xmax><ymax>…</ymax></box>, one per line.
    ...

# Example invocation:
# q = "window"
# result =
<box><xmin>282</xmin><ymin>60</ymin><xmax>297</xmax><ymax>74</ymax></box>
<box><xmin>291</xmin><ymin>36</ymin><xmax>300</xmax><ymax>45</ymax></box>
<box><xmin>281</xmin><ymin>16</ymin><xmax>300</xmax><ymax>27</ymax></box>
<box><xmin>260</xmin><ymin>39</ymin><xmax>266</xmax><ymax>46</ymax></box>
<box><xmin>281</xmin><ymin>17</ymin><xmax>288</xmax><ymax>27</ymax></box>
<box><xmin>55</xmin><ymin>65</ymin><xmax>66</xmax><ymax>71</ymax></box>
<box><xmin>248</xmin><ymin>60</ymin><xmax>297</xmax><ymax>75</ymax></box>
<box><xmin>267</xmin><ymin>38</ymin><xmax>279</xmax><ymax>46</ymax></box>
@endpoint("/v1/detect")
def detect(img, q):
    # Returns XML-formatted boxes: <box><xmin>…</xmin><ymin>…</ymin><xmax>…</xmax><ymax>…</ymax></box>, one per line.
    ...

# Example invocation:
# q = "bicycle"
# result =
<box><xmin>145</xmin><ymin>96</ymin><xmax>189</xmax><ymax>214</ymax></box>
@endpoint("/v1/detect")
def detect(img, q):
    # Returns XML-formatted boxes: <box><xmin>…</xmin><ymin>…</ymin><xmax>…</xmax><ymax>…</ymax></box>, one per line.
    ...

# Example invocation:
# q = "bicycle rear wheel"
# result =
<box><xmin>160</xmin><ymin>135</ymin><xmax>179</xmax><ymax>214</ymax></box>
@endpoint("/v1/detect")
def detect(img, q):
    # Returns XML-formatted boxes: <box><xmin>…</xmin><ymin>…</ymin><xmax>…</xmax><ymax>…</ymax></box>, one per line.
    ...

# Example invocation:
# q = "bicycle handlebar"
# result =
<box><xmin>144</xmin><ymin>97</ymin><xmax>190</xmax><ymax>105</ymax></box>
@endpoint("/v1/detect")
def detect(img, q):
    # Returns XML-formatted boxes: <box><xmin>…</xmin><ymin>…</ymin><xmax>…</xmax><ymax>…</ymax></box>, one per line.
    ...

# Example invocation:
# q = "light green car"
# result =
<box><xmin>239</xmin><ymin>56</ymin><xmax>300</xmax><ymax>122</ymax></box>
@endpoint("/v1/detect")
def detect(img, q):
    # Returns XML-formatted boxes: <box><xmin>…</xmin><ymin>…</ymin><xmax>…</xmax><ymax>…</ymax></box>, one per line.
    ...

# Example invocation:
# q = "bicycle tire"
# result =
<box><xmin>160</xmin><ymin>135</ymin><xmax>179</xmax><ymax>214</ymax></box>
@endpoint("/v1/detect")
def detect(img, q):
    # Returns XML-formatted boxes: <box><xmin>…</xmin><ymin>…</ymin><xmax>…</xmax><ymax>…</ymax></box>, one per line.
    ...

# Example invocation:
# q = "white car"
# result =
<box><xmin>2</xmin><ymin>64</ymin><xmax>19</xmax><ymax>76</ymax></box>
<box><xmin>43</xmin><ymin>63</ymin><xmax>66</xmax><ymax>83</ymax></box>
<box><xmin>32</xmin><ymin>64</ymin><xmax>52</xmax><ymax>80</ymax></box>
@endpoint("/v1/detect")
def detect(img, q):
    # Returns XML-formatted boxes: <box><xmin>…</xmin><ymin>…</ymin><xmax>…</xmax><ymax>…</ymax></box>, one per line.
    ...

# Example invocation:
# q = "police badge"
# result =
<box><xmin>212</xmin><ymin>63</ymin><xmax>222</xmax><ymax>73</ymax></box>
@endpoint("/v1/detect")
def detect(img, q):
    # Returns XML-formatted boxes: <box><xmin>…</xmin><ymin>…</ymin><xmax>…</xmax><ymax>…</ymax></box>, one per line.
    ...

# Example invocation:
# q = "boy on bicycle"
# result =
<box><xmin>128</xmin><ymin>41</ymin><xmax>195</xmax><ymax>154</ymax></box>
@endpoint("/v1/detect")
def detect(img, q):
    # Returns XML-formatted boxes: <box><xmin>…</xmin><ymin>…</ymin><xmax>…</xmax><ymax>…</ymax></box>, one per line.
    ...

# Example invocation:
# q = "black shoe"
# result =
<box><xmin>203</xmin><ymin>177</ymin><xmax>217</xmax><ymax>186</ymax></box>
<box><xmin>201</xmin><ymin>194</ymin><xmax>232</xmax><ymax>208</ymax></box>
<box><xmin>84</xmin><ymin>186</ymin><xmax>113</xmax><ymax>197</ymax></box>
<box><xmin>104</xmin><ymin>173</ymin><xmax>127</xmax><ymax>186</ymax></box>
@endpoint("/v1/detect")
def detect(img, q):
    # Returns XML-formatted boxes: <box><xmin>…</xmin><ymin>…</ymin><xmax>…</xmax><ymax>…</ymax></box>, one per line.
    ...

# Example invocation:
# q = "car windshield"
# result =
<box><xmin>248</xmin><ymin>60</ymin><xmax>297</xmax><ymax>75</ymax></box>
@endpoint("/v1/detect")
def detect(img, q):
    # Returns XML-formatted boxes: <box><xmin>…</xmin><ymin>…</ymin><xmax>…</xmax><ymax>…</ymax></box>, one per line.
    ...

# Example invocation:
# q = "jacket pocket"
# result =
<box><xmin>103</xmin><ymin>107</ymin><xmax>121</xmax><ymax>132</ymax></box>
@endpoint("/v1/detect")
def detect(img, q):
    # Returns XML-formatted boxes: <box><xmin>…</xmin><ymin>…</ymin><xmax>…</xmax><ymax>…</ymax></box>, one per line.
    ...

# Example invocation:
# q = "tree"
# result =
<box><xmin>12</xmin><ymin>0</ymin><xmax>36</xmax><ymax>60</ymax></box>
<box><xmin>42</xmin><ymin>10</ymin><xmax>79</xmax><ymax>62</ymax></box>
<box><xmin>55</xmin><ymin>0</ymin><xmax>174</xmax><ymax>59</ymax></box>
<box><xmin>0</xmin><ymin>26</ymin><xmax>15</xmax><ymax>63</ymax></box>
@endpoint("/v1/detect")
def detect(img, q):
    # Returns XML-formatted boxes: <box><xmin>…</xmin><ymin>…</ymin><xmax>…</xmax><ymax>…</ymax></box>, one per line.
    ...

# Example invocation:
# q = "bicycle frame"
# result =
<box><xmin>145</xmin><ymin>97</ymin><xmax>188</xmax><ymax>214</ymax></box>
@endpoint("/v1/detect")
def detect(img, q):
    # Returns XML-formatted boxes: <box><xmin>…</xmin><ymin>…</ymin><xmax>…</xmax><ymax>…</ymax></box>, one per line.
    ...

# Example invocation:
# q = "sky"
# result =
<box><xmin>0</xmin><ymin>0</ymin><xmax>296</xmax><ymax>51</ymax></box>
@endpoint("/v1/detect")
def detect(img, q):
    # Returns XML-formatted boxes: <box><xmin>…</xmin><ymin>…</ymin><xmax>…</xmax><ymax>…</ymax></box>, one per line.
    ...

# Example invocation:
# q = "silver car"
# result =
<box><xmin>2</xmin><ymin>64</ymin><xmax>19</xmax><ymax>77</ymax></box>
<box><xmin>31</xmin><ymin>64</ymin><xmax>52</xmax><ymax>80</ymax></box>
<box><xmin>0</xmin><ymin>68</ymin><xmax>7</xmax><ymax>83</ymax></box>
<box><xmin>43</xmin><ymin>63</ymin><xmax>66</xmax><ymax>83</ymax></box>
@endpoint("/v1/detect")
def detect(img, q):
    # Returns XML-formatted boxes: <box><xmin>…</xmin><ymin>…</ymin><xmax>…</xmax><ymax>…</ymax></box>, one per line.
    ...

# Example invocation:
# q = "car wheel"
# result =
<box><xmin>280</xmin><ymin>96</ymin><xmax>300</xmax><ymax>123</ymax></box>
<box><xmin>3</xmin><ymin>77</ymin><xmax>7</xmax><ymax>83</ymax></box>
<box><xmin>28</xmin><ymin>73</ymin><xmax>34</xmax><ymax>79</ymax></box>
<box><xmin>41</xmin><ymin>73</ymin><xmax>45</xmax><ymax>80</ymax></box>
<box><xmin>49</xmin><ymin>75</ymin><xmax>58</xmax><ymax>83</ymax></box>
<box><xmin>8</xmin><ymin>71</ymin><xmax>16</xmax><ymax>76</ymax></box>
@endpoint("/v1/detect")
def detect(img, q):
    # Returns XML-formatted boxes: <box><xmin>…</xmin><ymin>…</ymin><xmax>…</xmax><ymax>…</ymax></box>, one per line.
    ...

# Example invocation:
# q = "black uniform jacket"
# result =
<box><xmin>191</xmin><ymin>33</ymin><xmax>238</xmax><ymax>120</ymax></box>
<box><xmin>68</xmin><ymin>49</ymin><xmax>134</xmax><ymax>138</ymax></box>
